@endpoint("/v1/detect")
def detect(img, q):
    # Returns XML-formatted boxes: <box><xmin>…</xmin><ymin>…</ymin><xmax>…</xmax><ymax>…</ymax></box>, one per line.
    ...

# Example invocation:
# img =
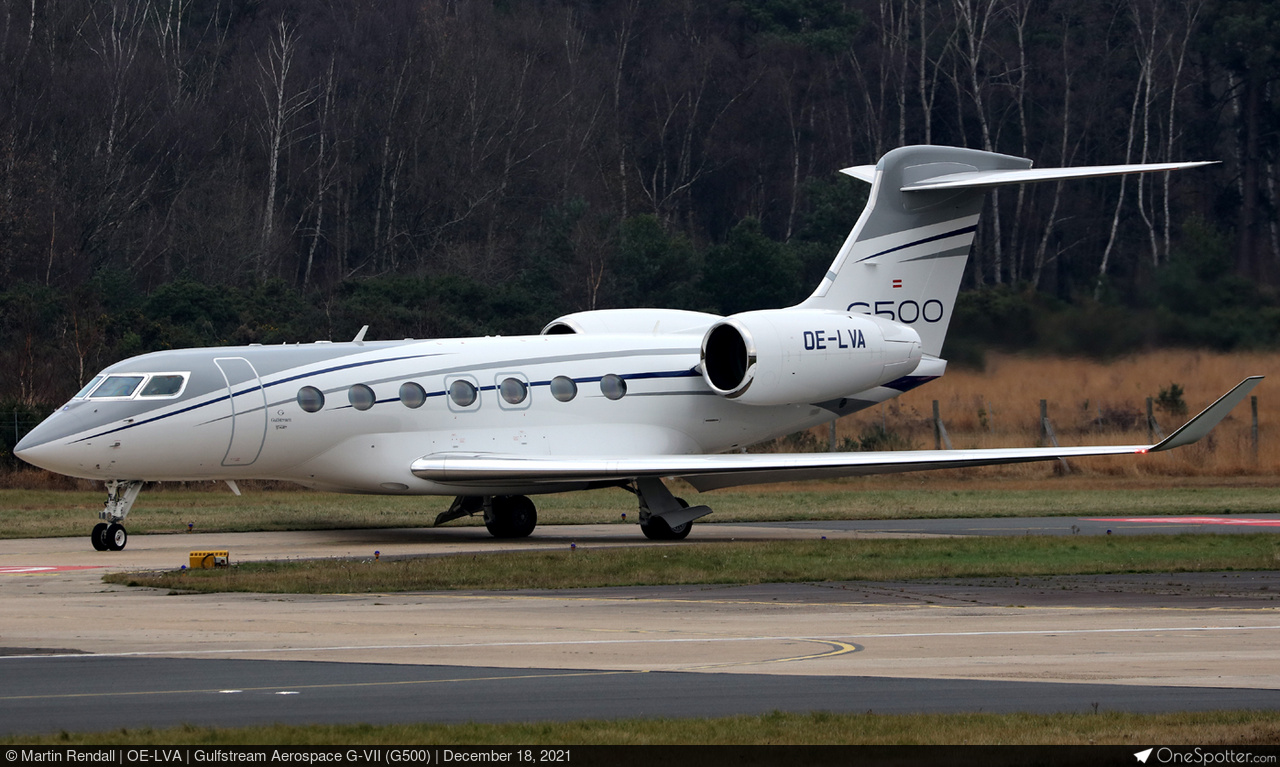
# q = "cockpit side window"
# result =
<box><xmin>139</xmin><ymin>374</ymin><xmax>187</xmax><ymax>397</ymax></box>
<box><xmin>74</xmin><ymin>376</ymin><xmax>104</xmax><ymax>399</ymax></box>
<box><xmin>89</xmin><ymin>375</ymin><xmax>145</xmax><ymax>398</ymax></box>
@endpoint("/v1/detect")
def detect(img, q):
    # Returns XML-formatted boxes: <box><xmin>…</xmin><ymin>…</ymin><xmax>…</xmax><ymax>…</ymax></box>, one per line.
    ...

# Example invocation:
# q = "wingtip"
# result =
<box><xmin>1148</xmin><ymin>375</ymin><xmax>1263</xmax><ymax>453</ymax></box>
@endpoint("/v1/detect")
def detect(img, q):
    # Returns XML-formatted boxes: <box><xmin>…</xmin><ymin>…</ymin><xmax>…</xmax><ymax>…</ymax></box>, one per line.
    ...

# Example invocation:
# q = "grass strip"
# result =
<box><xmin>5</xmin><ymin>710</ymin><xmax>1280</xmax><ymax>746</ymax></box>
<box><xmin>105</xmin><ymin>534</ymin><xmax>1280</xmax><ymax>594</ymax></box>
<box><xmin>6</xmin><ymin>482</ymin><xmax>1280</xmax><ymax>539</ymax></box>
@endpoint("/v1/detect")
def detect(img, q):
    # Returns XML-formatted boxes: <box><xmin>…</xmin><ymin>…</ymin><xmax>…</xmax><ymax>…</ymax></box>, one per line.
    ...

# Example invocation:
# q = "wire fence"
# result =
<box><xmin>3</xmin><ymin>410</ymin><xmax>53</xmax><ymax>460</ymax></box>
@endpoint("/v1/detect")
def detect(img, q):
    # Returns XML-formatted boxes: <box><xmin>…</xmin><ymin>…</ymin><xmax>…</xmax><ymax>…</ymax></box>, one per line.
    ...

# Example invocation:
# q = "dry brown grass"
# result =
<box><xmin>817</xmin><ymin>349</ymin><xmax>1278</xmax><ymax>479</ymax></box>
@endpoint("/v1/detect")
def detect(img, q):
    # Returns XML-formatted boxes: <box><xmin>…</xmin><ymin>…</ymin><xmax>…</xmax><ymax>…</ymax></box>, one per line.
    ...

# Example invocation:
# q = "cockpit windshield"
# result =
<box><xmin>87</xmin><ymin>372</ymin><xmax>189</xmax><ymax>400</ymax></box>
<box><xmin>89</xmin><ymin>376</ymin><xmax>145</xmax><ymax>398</ymax></box>
<box><xmin>73</xmin><ymin>376</ymin><xmax>104</xmax><ymax>399</ymax></box>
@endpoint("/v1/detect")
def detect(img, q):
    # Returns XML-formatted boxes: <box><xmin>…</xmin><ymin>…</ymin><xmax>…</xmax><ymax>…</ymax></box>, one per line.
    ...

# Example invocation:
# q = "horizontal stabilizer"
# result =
<box><xmin>411</xmin><ymin>377</ymin><xmax>1261</xmax><ymax>491</ymax></box>
<box><xmin>900</xmin><ymin>161</ymin><xmax>1216</xmax><ymax>192</ymax></box>
<box><xmin>840</xmin><ymin>165</ymin><xmax>877</xmax><ymax>184</ymax></box>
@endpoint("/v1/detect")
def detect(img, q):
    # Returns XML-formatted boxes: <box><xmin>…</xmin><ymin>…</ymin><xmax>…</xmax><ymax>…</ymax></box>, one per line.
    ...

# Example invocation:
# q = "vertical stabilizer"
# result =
<box><xmin>801</xmin><ymin>145</ymin><xmax>1213</xmax><ymax>357</ymax></box>
<box><xmin>800</xmin><ymin>146</ymin><xmax>1029</xmax><ymax>356</ymax></box>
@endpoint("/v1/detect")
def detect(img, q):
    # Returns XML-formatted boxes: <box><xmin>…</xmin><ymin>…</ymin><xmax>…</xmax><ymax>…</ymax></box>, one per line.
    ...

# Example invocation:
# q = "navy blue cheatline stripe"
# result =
<box><xmin>76</xmin><ymin>363</ymin><xmax>702</xmax><ymax>441</ymax></box>
<box><xmin>73</xmin><ymin>353</ymin><xmax>439</xmax><ymax>443</ymax></box>
<box><xmin>625</xmin><ymin>369</ymin><xmax>702</xmax><ymax>381</ymax></box>
<box><xmin>856</xmin><ymin>224</ymin><xmax>978</xmax><ymax>263</ymax></box>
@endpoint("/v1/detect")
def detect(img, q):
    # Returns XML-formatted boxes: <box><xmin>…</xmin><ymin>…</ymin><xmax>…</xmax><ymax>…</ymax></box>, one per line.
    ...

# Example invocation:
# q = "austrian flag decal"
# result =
<box><xmin>892</xmin><ymin>278</ymin><xmax>903</xmax><ymax>288</ymax></box>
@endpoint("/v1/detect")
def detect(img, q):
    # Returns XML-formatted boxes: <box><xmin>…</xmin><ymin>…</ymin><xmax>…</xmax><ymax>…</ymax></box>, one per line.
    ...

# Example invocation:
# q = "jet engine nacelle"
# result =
<box><xmin>541</xmin><ymin>308</ymin><xmax>721</xmax><ymax>336</ymax></box>
<box><xmin>700</xmin><ymin>309</ymin><xmax>923</xmax><ymax>406</ymax></box>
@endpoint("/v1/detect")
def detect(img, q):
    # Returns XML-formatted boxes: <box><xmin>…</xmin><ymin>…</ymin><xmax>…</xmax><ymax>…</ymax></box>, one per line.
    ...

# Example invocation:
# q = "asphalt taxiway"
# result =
<box><xmin>2</xmin><ymin>516</ymin><xmax>1279</xmax><ymax>736</ymax></box>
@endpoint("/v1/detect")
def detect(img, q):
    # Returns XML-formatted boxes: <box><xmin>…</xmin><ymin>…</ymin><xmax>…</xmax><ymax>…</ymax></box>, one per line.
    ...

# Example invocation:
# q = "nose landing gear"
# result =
<box><xmin>91</xmin><ymin>480</ymin><xmax>142</xmax><ymax>551</ymax></box>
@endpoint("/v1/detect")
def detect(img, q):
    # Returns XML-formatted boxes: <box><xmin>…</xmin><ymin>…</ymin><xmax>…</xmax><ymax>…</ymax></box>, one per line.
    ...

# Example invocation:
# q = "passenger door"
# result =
<box><xmin>215</xmin><ymin>357</ymin><xmax>267</xmax><ymax>467</ymax></box>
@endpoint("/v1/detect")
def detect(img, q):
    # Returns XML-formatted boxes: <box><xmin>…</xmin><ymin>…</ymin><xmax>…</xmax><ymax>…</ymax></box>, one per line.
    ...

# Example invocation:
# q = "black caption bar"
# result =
<box><xmin>4</xmin><ymin>746</ymin><xmax>1280</xmax><ymax>767</ymax></box>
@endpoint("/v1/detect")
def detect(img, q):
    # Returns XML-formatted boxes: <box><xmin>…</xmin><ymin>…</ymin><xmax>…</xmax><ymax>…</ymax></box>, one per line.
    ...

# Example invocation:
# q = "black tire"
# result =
<box><xmin>105</xmin><ymin>523</ymin><xmax>128</xmax><ymax>551</ymax></box>
<box><xmin>484</xmin><ymin>496</ymin><xmax>537</xmax><ymax>538</ymax></box>
<box><xmin>665</xmin><ymin>519</ymin><xmax>692</xmax><ymax>540</ymax></box>
<box><xmin>639</xmin><ymin>496</ymin><xmax>692</xmax><ymax>541</ymax></box>
<box><xmin>640</xmin><ymin>516</ymin><xmax>693</xmax><ymax>541</ymax></box>
<box><xmin>91</xmin><ymin>523</ymin><xmax>110</xmax><ymax>552</ymax></box>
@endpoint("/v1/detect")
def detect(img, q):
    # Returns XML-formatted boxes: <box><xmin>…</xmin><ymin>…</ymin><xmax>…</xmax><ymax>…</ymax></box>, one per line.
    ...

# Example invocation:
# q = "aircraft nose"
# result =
<box><xmin>13</xmin><ymin>426</ymin><xmax>41</xmax><ymax>459</ymax></box>
<box><xmin>13</xmin><ymin>418</ymin><xmax>68</xmax><ymax>473</ymax></box>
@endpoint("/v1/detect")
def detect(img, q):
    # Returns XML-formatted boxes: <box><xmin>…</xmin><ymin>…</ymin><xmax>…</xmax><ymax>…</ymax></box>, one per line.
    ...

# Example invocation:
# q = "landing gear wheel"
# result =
<box><xmin>640</xmin><ymin>497</ymin><xmax>692</xmax><ymax>541</ymax></box>
<box><xmin>105</xmin><ymin>523</ymin><xmax>128</xmax><ymax>551</ymax></box>
<box><xmin>91</xmin><ymin>523</ymin><xmax>110</xmax><ymax>551</ymax></box>
<box><xmin>484</xmin><ymin>496</ymin><xmax>537</xmax><ymax>539</ymax></box>
<box><xmin>640</xmin><ymin>516</ymin><xmax>693</xmax><ymax>541</ymax></box>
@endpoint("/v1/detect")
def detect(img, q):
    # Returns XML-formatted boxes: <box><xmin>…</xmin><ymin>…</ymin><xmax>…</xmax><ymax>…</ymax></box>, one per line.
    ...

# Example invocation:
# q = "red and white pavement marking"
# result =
<box><xmin>0</xmin><ymin>565</ymin><xmax>105</xmax><ymax>575</ymax></box>
<box><xmin>1087</xmin><ymin>517</ymin><xmax>1280</xmax><ymax>527</ymax></box>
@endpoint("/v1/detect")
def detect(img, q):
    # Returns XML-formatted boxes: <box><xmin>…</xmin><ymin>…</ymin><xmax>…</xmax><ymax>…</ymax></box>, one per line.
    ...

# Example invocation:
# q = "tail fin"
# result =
<box><xmin>800</xmin><ymin>145</ymin><xmax>1213</xmax><ymax>356</ymax></box>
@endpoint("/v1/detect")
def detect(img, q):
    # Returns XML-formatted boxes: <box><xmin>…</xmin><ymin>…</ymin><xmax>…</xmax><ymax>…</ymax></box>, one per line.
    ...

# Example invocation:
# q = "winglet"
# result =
<box><xmin>1149</xmin><ymin>376</ymin><xmax>1263</xmax><ymax>452</ymax></box>
<box><xmin>352</xmin><ymin>325</ymin><xmax>369</xmax><ymax>345</ymax></box>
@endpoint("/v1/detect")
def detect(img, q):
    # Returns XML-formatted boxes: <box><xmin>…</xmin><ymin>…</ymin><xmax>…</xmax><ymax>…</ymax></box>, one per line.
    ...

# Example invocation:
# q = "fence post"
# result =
<box><xmin>933</xmin><ymin>400</ymin><xmax>952</xmax><ymax>450</ymax></box>
<box><xmin>829</xmin><ymin>418</ymin><xmax>837</xmax><ymax>452</ymax></box>
<box><xmin>1040</xmin><ymin>399</ymin><xmax>1069</xmax><ymax>474</ymax></box>
<box><xmin>1152</xmin><ymin>399</ymin><xmax>1162</xmax><ymax>448</ymax></box>
<box><xmin>1146</xmin><ymin>397</ymin><xmax>1166</xmax><ymax>442</ymax></box>
<box><xmin>1253</xmin><ymin>395</ymin><xmax>1259</xmax><ymax>463</ymax></box>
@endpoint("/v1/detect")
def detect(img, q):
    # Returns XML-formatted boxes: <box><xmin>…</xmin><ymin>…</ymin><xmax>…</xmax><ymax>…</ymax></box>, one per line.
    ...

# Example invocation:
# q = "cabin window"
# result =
<box><xmin>449</xmin><ymin>379</ymin><xmax>478</xmax><ymax>408</ymax></box>
<box><xmin>349</xmin><ymin>384</ymin><xmax>376</xmax><ymax>411</ymax></box>
<box><xmin>550</xmin><ymin>376</ymin><xmax>577</xmax><ymax>402</ymax></box>
<box><xmin>499</xmin><ymin>377</ymin><xmax>528</xmax><ymax>405</ymax></box>
<box><xmin>600</xmin><ymin>374</ymin><xmax>627</xmax><ymax>401</ymax></box>
<box><xmin>89</xmin><ymin>375</ymin><xmax>144</xmax><ymax>399</ymax></box>
<box><xmin>297</xmin><ymin>386</ymin><xmax>325</xmax><ymax>413</ymax></box>
<box><xmin>74</xmin><ymin>376</ymin><xmax>104</xmax><ymax>399</ymax></box>
<box><xmin>139</xmin><ymin>374</ymin><xmax>186</xmax><ymax>397</ymax></box>
<box><xmin>400</xmin><ymin>382</ymin><xmax>427</xmax><ymax>409</ymax></box>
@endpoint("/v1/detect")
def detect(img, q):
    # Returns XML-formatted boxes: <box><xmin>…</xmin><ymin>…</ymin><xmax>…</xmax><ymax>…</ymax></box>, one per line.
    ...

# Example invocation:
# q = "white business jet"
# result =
<box><xmin>15</xmin><ymin>146</ymin><xmax>1261</xmax><ymax>551</ymax></box>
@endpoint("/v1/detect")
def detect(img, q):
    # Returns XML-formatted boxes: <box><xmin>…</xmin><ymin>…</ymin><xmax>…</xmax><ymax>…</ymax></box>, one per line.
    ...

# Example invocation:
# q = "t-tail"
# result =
<box><xmin>699</xmin><ymin>145</ymin><xmax>1211</xmax><ymax>418</ymax></box>
<box><xmin>800</xmin><ymin>145</ymin><xmax>1214</xmax><ymax>357</ymax></box>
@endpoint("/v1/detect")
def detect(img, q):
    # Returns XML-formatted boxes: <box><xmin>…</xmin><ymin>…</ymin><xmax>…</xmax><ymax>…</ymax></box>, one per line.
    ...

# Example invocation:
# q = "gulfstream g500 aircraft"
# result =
<box><xmin>15</xmin><ymin>146</ymin><xmax>1262</xmax><ymax>551</ymax></box>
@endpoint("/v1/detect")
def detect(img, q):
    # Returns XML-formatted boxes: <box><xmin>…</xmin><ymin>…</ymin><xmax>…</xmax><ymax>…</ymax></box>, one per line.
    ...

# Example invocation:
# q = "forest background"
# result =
<box><xmin>1</xmin><ymin>0</ymin><xmax>1279</xmax><ymax>456</ymax></box>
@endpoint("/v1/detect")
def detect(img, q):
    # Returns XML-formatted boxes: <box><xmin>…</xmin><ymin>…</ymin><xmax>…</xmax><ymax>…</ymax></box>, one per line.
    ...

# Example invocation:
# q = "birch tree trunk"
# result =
<box><xmin>256</xmin><ymin>19</ymin><xmax>312</xmax><ymax>279</ymax></box>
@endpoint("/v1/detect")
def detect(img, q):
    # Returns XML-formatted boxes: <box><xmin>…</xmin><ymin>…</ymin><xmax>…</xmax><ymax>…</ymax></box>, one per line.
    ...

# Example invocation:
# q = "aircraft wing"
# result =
<box><xmin>410</xmin><ymin>377</ymin><xmax>1262</xmax><ymax>492</ymax></box>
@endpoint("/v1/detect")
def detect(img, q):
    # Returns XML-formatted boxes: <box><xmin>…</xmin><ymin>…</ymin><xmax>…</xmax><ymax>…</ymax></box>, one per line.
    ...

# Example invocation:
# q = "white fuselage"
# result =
<box><xmin>19</xmin><ymin>331</ymin><xmax>875</xmax><ymax>495</ymax></box>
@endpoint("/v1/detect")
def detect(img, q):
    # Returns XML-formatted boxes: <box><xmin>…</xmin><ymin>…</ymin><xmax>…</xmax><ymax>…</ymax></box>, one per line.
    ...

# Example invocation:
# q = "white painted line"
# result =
<box><xmin>2</xmin><ymin>624</ymin><xmax>1279</xmax><ymax>660</ymax></box>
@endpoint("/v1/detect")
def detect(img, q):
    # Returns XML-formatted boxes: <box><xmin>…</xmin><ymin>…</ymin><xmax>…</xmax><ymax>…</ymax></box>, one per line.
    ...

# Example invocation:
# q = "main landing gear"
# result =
<box><xmin>435</xmin><ymin>495</ymin><xmax>538</xmax><ymax>539</ymax></box>
<box><xmin>435</xmin><ymin>478</ymin><xmax>713</xmax><ymax>542</ymax></box>
<box><xmin>91</xmin><ymin>480</ymin><xmax>143</xmax><ymax>551</ymax></box>
<box><xmin>633</xmin><ymin>477</ymin><xmax>713</xmax><ymax>541</ymax></box>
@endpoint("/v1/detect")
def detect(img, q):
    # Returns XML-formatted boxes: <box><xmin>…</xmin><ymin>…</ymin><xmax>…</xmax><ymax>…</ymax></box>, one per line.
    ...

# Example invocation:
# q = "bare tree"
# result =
<box><xmin>1032</xmin><ymin>20</ymin><xmax>1077</xmax><ymax>290</ymax></box>
<box><xmin>301</xmin><ymin>57</ymin><xmax>337</xmax><ymax>289</ymax></box>
<box><xmin>256</xmin><ymin>18</ymin><xmax>313</xmax><ymax>278</ymax></box>
<box><xmin>952</xmin><ymin>0</ymin><xmax>1006</xmax><ymax>283</ymax></box>
<box><xmin>1161</xmin><ymin>0</ymin><xmax>1202</xmax><ymax>260</ymax></box>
